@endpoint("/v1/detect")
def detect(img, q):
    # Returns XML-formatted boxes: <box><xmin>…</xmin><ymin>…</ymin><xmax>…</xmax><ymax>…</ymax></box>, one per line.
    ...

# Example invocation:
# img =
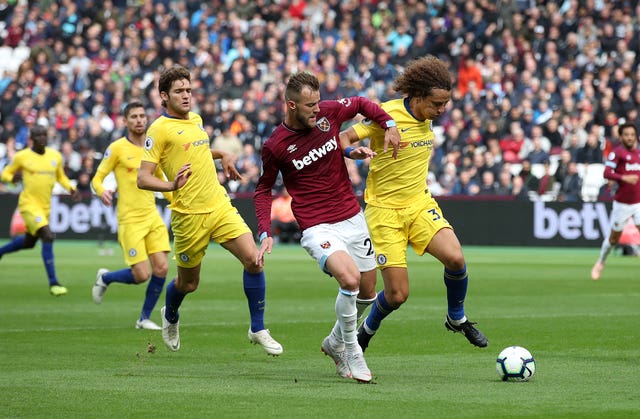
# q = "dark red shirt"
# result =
<box><xmin>604</xmin><ymin>145</ymin><xmax>640</xmax><ymax>204</ymax></box>
<box><xmin>254</xmin><ymin>97</ymin><xmax>392</xmax><ymax>235</ymax></box>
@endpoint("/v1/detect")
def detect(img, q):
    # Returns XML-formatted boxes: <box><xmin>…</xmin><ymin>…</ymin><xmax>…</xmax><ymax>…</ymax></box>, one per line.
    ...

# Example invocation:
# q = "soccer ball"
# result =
<box><xmin>496</xmin><ymin>346</ymin><xmax>536</xmax><ymax>381</ymax></box>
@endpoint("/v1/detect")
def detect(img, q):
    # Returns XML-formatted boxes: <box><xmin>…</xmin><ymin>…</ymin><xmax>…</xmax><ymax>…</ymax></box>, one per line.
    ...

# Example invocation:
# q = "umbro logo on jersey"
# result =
<box><xmin>287</xmin><ymin>144</ymin><xmax>297</xmax><ymax>153</ymax></box>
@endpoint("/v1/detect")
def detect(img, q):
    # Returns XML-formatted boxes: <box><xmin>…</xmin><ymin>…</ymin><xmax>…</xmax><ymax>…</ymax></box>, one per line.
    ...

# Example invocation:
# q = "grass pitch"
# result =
<box><xmin>0</xmin><ymin>240</ymin><xmax>639</xmax><ymax>418</ymax></box>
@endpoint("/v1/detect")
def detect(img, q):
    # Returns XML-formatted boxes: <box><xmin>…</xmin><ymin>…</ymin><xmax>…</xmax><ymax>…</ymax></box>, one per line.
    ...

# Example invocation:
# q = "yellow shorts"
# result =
<box><xmin>118</xmin><ymin>215</ymin><xmax>171</xmax><ymax>266</ymax></box>
<box><xmin>365</xmin><ymin>198</ymin><xmax>451</xmax><ymax>269</ymax></box>
<box><xmin>20</xmin><ymin>207</ymin><xmax>49</xmax><ymax>236</ymax></box>
<box><xmin>171</xmin><ymin>202</ymin><xmax>251</xmax><ymax>268</ymax></box>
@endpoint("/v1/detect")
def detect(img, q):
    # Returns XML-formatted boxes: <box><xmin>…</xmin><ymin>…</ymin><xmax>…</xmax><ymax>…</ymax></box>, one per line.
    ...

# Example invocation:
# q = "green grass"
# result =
<box><xmin>1</xmin><ymin>240</ymin><xmax>639</xmax><ymax>418</ymax></box>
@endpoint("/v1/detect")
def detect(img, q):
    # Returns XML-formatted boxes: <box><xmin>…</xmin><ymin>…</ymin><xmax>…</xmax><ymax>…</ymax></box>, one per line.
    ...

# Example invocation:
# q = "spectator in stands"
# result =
<box><xmin>451</xmin><ymin>169</ymin><xmax>479</xmax><ymax>196</ymax></box>
<box><xmin>537</xmin><ymin>160</ymin><xmax>557</xmax><ymax>197</ymax></box>
<box><xmin>557</xmin><ymin>161</ymin><xmax>583</xmax><ymax>202</ymax></box>
<box><xmin>478</xmin><ymin>171</ymin><xmax>498</xmax><ymax>196</ymax></box>
<box><xmin>577</xmin><ymin>133</ymin><xmax>603</xmax><ymax>164</ymax></box>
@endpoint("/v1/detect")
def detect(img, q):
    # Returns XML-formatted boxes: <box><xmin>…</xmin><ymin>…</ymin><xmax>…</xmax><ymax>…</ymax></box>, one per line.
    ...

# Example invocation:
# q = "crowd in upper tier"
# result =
<box><xmin>1</xmin><ymin>0</ymin><xmax>638</xmax><ymax>202</ymax></box>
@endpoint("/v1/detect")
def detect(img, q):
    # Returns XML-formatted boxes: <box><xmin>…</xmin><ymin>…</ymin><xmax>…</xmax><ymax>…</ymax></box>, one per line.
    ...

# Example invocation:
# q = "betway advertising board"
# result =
<box><xmin>0</xmin><ymin>194</ymin><xmax>610</xmax><ymax>247</ymax></box>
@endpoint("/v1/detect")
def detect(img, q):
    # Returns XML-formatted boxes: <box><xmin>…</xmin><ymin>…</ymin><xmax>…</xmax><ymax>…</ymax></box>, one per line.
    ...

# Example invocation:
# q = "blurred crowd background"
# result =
<box><xmin>1</xmin><ymin>0</ymin><xmax>638</xmax><ymax>202</ymax></box>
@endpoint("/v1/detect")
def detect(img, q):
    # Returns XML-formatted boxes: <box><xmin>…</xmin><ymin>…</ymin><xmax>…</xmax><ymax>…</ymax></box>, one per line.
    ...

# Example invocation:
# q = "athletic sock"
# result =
<box><xmin>356</xmin><ymin>296</ymin><xmax>376</xmax><ymax>322</ymax></box>
<box><xmin>0</xmin><ymin>235</ymin><xmax>25</xmax><ymax>256</ymax></box>
<box><xmin>243</xmin><ymin>270</ymin><xmax>266</xmax><ymax>332</ymax></box>
<box><xmin>444</xmin><ymin>264</ymin><xmax>468</xmax><ymax>321</ymax></box>
<box><xmin>140</xmin><ymin>274</ymin><xmax>165</xmax><ymax>320</ymax></box>
<box><xmin>365</xmin><ymin>290</ymin><xmax>396</xmax><ymax>333</ymax></box>
<box><xmin>336</xmin><ymin>288</ymin><xmax>358</xmax><ymax>349</ymax></box>
<box><xmin>164</xmin><ymin>279</ymin><xmax>185</xmax><ymax>323</ymax></box>
<box><xmin>41</xmin><ymin>242</ymin><xmax>58</xmax><ymax>286</ymax></box>
<box><xmin>598</xmin><ymin>240</ymin><xmax>613</xmax><ymax>264</ymax></box>
<box><xmin>102</xmin><ymin>268</ymin><xmax>136</xmax><ymax>285</ymax></box>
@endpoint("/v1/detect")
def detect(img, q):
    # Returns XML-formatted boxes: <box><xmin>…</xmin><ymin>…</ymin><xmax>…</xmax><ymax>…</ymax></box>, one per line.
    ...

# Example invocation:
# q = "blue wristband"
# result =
<box><xmin>259</xmin><ymin>232</ymin><xmax>268</xmax><ymax>242</ymax></box>
<box><xmin>344</xmin><ymin>146</ymin><xmax>356</xmax><ymax>159</ymax></box>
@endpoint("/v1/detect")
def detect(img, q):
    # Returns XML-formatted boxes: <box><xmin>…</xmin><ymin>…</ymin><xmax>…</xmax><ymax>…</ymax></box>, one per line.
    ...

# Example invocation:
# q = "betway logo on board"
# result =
<box><xmin>292</xmin><ymin>137</ymin><xmax>338</xmax><ymax>169</ymax></box>
<box><xmin>49</xmin><ymin>196</ymin><xmax>171</xmax><ymax>234</ymax></box>
<box><xmin>533</xmin><ymin>201</ymin><xmax>610</xmax><ymax>240</ymax></box>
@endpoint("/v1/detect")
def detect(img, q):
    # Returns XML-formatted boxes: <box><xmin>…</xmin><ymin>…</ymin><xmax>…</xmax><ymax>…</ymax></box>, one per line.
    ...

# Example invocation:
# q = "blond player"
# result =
<box><xmin>90</xmin><ymin>101</ymin><xmax>172</xmax><ymax>330</ymax></box>
<box><xmin>340</xmin><ymin>56</ymin><xmax>488</xmax><ymax>353</ymax></box>
<box><xmin>137</xmin><ymin>65</ymin><xmax>282</xmax><ymax>355</ymax></box>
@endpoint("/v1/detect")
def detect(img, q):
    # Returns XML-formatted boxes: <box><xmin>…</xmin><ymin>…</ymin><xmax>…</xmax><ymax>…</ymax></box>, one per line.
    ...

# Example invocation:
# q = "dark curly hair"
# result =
<box><xmin>158</xmin><ymin>66</ymin><xmax>191</xmax><ymax>108</ymax></box>
<box><xmin>393</xmin><ymin>56</ymin><xmax>452</xmax><ymax>98</ymax></box>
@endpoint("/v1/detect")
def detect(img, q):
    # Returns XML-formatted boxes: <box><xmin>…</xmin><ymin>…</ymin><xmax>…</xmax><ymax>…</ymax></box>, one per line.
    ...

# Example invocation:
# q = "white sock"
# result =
<box><xmin>356</xmin><ymin>296</ymin><xmax>376</xmax><ymax>322</ymax></box>
<box><xmin>335</xmin><ymin>289</ymin><xmax>358</xmax><ymax>349</ymax></box>
<box><xmin>598</xmin><ymin>240</ymin><xmax>613</xmax><ymax>264</ymax></box>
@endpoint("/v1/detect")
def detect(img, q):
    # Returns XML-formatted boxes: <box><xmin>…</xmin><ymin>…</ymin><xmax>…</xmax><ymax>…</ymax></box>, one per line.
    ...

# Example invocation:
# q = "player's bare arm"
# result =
<box><xmin>211</xmin><ymin>149</ymin><xmax>242</xmax><ymax>180</ymax></box>
<box><xmin>138</xmin><ymin>161</ymin><xmax>192</xmax><ymax>192</ymax></box>
<box><xmin>622</xmin><ymin>174</ymin><xmax>639</xmax><ymax>185</ymax></box>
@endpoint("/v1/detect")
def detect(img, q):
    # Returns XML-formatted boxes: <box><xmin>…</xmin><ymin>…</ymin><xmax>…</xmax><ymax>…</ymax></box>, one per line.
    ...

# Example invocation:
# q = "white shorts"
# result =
<box><xmin>610</xmin><ymin>201</ymin><xmax>640</xmax><ymax>231</ymax></box>
<box><xmin>300</xmin><ymin>211</ymin><xmax>376</xmax><ymax>275</ymax></box>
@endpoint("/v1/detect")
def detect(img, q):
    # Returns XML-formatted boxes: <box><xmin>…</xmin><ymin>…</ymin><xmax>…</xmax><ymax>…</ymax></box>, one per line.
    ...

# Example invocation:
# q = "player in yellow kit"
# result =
<box><xmin>340</xmin><ymin>56</ymin><xmax>488</xmax><ymax>352</ymax></box>
<box><xmin>0</xmin><ymin>125</ymin><xmax>78</xmax><ymax>296</ymax></box>
<box><xmin>90</xmin><ymin>101</ymin><xmax>172</xmax><ymax>330</ymax></box>
<box><xmin>137</xmin><ymin>65</ymin><xmax>282</xmax><ymax>354</ymax></box>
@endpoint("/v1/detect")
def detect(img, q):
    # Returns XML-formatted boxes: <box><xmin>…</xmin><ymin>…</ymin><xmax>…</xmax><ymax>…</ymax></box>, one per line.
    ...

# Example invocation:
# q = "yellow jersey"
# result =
<box><xmin>353</xmin><ymin>98</ymin><xmax>435</xmax><ymax>208</ymax></box>
<box><xmin>142</xmin><ymin>112</ymin><xmax>227</xmax><ymax>214</ymax></box>
<box><xmin>92</xmin><ymin>137</ymin><xmax>170</xmax><ymax>224</ymax></box>
<box><xmin>1</xmin><ymin>147</ymin><xmax>73</xmax><ymax>212</ymax></box>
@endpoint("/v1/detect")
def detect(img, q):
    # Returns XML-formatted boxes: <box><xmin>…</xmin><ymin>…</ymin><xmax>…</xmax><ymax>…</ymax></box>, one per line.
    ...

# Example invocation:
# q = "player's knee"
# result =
<box><xmin>23</xmin><ymin>238</ymin><xmax>37</xmax><ymax>249</ymax></box>
<box><xmin>132</xmin><ymin>266</ymin><xmax>151</xmax><ymax>283</ymax></box>
<box><xmin>152</xmin><ymin>261</ymin><xmax>169</xmax><ymax>278</ymax></box>
<box><xmin>446</xmin><ymin>255</ymin><xmax>466</xmax><ymax>272</ymax></box>
<box><xmin>387</xmin><ymin>289</ymin><xmax>409</xmax><ymax>306</ymax></box>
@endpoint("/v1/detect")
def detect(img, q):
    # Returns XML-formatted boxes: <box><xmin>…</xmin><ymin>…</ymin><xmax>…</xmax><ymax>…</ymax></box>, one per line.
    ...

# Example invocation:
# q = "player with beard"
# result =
<box><xmin>254</xmin><ymin>71</ymin><xmax>400</xmax><ymax>382</ymax></box>
<box><xmin>591</xmin><ymin>122</ymin><xmax>640</xmax><ymax>280</ymax></box>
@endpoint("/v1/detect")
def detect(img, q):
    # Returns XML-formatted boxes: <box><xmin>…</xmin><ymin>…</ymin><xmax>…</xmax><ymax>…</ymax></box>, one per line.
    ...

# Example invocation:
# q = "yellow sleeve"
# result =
<box><xmin>91</xmin><ymin>145</ymin><xmax>117</xmax><ymax>196</ymax></box>
<box><xmin>55</xmin><ymin>153</ymin><xmax>75</xmax><ymax>192</ymax></box>
<box><xmin>0</xmin><ymin>155</ymin><xmax>21</xmax><ymax>183</ymax></box>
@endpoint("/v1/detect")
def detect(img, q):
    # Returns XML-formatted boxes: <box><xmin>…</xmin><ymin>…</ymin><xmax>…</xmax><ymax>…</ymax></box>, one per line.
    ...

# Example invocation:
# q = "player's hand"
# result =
<box><xmin>220</xmin><ymin>154</ymin><xmax>243</xmax><ymax>181</ymax></box>
<box><xmin>350</xmin><ymin>146</ymin><xmax>377</xmax><ymax>160</ymax></box>
<box><xmin>100</xmin><ymin>190</ymin><xmax>113</xmax><ymax>206</ymax></box>
<box><xmin>383</xmin><ymin>126</ymin><xmax>401</xmax><ymax>159</ymax></box>
<box><xmin>623</xmin><ymin>174</ymin><xmax>639</xmax><ymax>185</ymax></box>
<box><xmin>257</xmin><ymin>236</ymin><xmax>274</xmax><ymax>267</ymax></box>
<box><xmin>173</xmin><ymin>163</ymin><xmax>192</xmax><ymax>190</ymax></box>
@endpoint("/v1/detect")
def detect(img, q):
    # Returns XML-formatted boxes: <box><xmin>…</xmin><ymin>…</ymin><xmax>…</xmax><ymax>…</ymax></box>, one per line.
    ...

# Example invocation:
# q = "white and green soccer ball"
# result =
<box><xmin>496</xmin><ymin>346</ymin><xmax>536</xmax><ymax>382</ymax></box>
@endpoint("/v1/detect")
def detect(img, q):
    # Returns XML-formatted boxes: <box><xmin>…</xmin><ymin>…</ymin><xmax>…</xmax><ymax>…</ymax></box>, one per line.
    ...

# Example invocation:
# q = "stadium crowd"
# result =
<box><xmin>0</xmin><ymin>0</ymin><xmax>639</xmax><ymax>202</ymax></box>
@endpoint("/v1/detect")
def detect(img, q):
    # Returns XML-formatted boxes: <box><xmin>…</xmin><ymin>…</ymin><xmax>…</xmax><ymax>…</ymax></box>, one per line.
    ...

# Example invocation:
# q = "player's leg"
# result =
<box><xmin>358</xmin><ymin>266</ymin><xmax>408</xmax><ymax>352</ymax></box>
<box><xmin>324</xmin><ymin>250</ymin><xmax>371</xmax><ymax>382</ymax></box>
<box><xmin>221</xmin><ymin>231</ymin><xmax>283</xmax><ymax>356</ymax></box>
<box><xmin>427</xmin><ymin>228</ymin><xmax>488</xmax><ymax>347</ymax></box>
<box><xmin>1</xmin><ymin>209</ymin><xmax>39</xmax><ymax>258</ymax></box>
<box><xmin>135</xmin><ymin>251</ymin><xmax>168</xmax><ymax>330</ymax></box>
<box><xmin>136</xmin><ymin>220</ymin><xmax>170</xmax><ymax>329</ymax></box>
<box><xmin>160</xmin><ymin>212</ymin><xmax>207</xmax><ymax>351</ymax></box>
<box><xmin>592</xmin><ymin>202</ymin><xmax>630</xmax><ymax>280</ymax></box>
<box><xmin>93</xmin><ymin>224</ymin><xmax>145</xmax><ymax>304</ymax></box>
<box><xmin>357</xmin><ymin>269</ymin><xmax>377</xmax><ymax>322</ymax></box>
<box><xmin>36</xmin><ymin>225</ymin><xmax>67</xmax><ymax>296</ymax></box>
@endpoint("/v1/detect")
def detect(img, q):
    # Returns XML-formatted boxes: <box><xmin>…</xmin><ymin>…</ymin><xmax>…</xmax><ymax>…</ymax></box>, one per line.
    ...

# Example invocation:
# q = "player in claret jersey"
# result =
<box><xmin>254</xmin><ymin>71</ymin><xmax>400</xmax><ymax>383</ymax></box>
<box><xmin>591</xmin><ymin>122</ymin><xmax>640</xmax><ymax>280</ymax></box>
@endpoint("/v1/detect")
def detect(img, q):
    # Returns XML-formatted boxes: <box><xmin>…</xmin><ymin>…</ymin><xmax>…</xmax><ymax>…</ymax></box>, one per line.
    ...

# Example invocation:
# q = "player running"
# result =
<box><xmin>0</xmin><ymin>125</ymin><xmax>78</xmax><ymax>296</ymax></box>
<box><xmin>591</xmin><ymin>122</ymin><xmax>640</xmax><ymax>280</ymax></box>
<box><xmin>254</xmin><ymin>71</ymin><xmax>400</xmax><ymax>382</ymax></box>
<box><xmin>137</xmin><ymin>65</ymin><xmax>282</xmax><ymax>355</ymax></box>
<box><xmin>90</xmin><ymin>101</ymin><xmax>172</xmax><ymax>330</ymax></box>
<box><xmin>340</xmin><ymin>56</ymin><xmax>489</xmax><ymax>353</ymax></box>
